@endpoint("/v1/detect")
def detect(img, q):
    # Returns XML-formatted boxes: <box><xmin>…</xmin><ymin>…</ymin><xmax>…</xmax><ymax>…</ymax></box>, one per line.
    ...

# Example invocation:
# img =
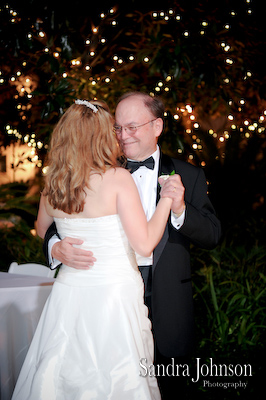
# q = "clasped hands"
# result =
<box><xmin>158</xmin><ymin>173</ymin><xmax>185</xmax><ymax>217</ymax></box>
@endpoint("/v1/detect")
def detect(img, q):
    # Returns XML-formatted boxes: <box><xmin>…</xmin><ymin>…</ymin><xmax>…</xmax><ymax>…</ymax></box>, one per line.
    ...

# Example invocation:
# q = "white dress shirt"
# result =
<box><xmin>48</xmin><ymin>146</ymin><xmax>185</xmax><ymax>268</ymax></box>
<box><xmin>130</xmin><ymin>146</ymin><xmax>185</xmax><ymax>266</ymax></box>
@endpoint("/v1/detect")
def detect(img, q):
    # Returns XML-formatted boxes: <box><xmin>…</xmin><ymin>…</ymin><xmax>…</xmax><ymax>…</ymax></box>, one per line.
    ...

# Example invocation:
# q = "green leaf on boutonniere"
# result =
<box><xmin>159</xmin><ymin>170</ymin><xmax>175</xmax><ymax>186</ymax></box>
<box><xmin>161</xmin><ymin>170</ymin><xmax>175</xmax><ymax>177</ymax></box>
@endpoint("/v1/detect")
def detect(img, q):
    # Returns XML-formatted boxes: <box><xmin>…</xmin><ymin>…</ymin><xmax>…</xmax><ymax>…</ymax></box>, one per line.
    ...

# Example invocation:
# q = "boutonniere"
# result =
<box><xmin>159</xmin><ymin>170</ymin><xmax>175</xmax><ymax>186</ymax></box>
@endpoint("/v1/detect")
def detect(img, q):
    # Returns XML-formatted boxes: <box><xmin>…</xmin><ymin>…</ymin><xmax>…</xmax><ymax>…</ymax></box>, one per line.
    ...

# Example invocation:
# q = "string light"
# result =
<box><xmin>1</xmin><ymin>2</ymin><xmax>264</xmax><ymax>171</ymax></box>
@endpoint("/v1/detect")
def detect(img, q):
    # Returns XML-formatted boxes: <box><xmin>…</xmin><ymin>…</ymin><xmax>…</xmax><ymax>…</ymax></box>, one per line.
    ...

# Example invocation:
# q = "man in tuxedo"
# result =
<box><xmin>44</xmin><ymin>92</ymin><xmax>221</xmax><ymax>398</ymax></box>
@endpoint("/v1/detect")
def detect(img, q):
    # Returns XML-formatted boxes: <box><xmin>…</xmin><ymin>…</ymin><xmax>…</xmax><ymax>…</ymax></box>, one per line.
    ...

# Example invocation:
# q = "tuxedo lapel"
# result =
<box><xmin>153</xmin><ymin>152</ymin><xmax>176</xmax><ymax>270</ymax></box>
<box><xmin>156</xmin><ymin>152</ymin><xmax>176</xmax><ymax>204</ymax></box>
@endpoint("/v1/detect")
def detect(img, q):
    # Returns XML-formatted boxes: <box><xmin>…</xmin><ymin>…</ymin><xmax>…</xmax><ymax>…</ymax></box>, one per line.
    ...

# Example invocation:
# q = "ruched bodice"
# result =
<box><xmin>54</xmin><ymin>215</ymin><xmax>140</xmax><ymax>286</ymax></box>
<box><xmin>55</xmin><ymin>215</ymin><xmax>135</xmax><ymax>261</ymax></box>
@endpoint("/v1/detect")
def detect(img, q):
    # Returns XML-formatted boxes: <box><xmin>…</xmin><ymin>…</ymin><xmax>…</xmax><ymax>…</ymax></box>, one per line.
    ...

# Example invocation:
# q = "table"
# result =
<box><xmin>0</xmin><ymin>271</ymin><xmax>55</xmax><ymax>400</ymax></box>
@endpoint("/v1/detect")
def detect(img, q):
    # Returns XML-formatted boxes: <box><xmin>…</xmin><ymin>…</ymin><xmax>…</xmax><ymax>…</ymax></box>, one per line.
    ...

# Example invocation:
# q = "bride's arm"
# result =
<box><xmin>36</xmin><ymin>194</ymin><xmax>54</xmax><ymax>239</ymax></box>
<box><xmin>116</xmin><ymin>169</ymin><xmax>172</xmax><ymax>257</ymax></box>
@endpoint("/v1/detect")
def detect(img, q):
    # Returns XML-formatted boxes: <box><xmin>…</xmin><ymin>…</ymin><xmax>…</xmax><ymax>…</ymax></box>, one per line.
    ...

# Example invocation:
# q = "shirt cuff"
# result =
<box><xmin>48</xmin><ymin>235</ymin><xmax>62</xmax><ymax>270</ymax></box>
<box><xmin>171</xmin><ymin>208</ymin><xmax>185</xmax><ymax>230</ymax></box>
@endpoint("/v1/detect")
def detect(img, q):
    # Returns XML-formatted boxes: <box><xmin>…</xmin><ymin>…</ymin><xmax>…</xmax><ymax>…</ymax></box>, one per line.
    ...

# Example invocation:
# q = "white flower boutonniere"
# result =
<box><xmin>159</xmin><ymin>170</ymin><xmax>175</xmax><ymax>186</ymax></box>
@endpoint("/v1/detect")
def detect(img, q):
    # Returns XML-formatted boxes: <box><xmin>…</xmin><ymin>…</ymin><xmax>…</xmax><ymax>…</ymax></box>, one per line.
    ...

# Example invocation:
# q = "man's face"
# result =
<box><xmin>115</xmin><ymin>96</ymin><xmax>162</xmax><ymax>161</ymax></box>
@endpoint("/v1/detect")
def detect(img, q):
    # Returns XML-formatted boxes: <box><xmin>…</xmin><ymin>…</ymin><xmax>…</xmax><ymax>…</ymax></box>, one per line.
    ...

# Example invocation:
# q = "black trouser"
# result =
<box><xmin>139</xmin><ymin>265</ymin><xmax>152</xmax><ymax>315</ymax></box>
<box><xmin>155</xmin><ymin>348</ymin><xmax>191</xmax><ymax>400</ymax></box>
<box><xmin>139</xmin><ymin>264</ymin><xmax>192</xmax><ymax>399</ymax></box>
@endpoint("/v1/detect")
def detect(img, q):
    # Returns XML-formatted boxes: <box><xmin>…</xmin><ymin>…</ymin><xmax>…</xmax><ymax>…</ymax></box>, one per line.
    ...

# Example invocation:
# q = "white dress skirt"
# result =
<box><xmin>12</xmin><ymin>215</ymin><xmax>161</xmax><ymax>400</ymax></box>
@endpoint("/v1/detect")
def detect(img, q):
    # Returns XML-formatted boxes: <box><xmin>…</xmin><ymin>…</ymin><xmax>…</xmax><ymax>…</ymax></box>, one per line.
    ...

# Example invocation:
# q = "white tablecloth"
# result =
<box><xmin>0</xmin><ymin>271</ymin><xmax>55</xmax><ymax>400</ymax></box>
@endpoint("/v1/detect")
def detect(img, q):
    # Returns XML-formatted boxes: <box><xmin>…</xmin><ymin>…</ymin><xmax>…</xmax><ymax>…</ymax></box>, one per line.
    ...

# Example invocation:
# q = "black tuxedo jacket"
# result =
<box><xmin>43</xmin><ymin>152</ymin><xmax>221</xmax><ymax>358</ymax></box>
<box><xmin>152</xmin><ymin>152</ymin><xmax>221</xmax><ymax>357</ymax></box>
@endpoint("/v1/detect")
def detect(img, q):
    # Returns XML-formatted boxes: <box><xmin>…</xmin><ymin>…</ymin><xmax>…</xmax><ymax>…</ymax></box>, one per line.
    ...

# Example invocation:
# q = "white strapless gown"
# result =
<box><xmin>12</xmin><ymin>215</ymin><xmax>161</xmax><ymax>400</ymax></box>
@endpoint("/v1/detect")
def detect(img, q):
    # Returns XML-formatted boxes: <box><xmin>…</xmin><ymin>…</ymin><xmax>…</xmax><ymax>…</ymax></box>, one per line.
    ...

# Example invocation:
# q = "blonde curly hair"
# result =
<box><xmin>43</xmin><ymin>100</ymin><xmax>123</xmax><ymax>214</ymax></box>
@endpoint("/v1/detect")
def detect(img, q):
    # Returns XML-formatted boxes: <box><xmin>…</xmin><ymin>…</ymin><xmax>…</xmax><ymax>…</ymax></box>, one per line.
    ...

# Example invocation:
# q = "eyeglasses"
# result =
<box><xmin>113</xmin><ymin>118</ymin><xmax>157</xmax><ymax>136</ymax></box>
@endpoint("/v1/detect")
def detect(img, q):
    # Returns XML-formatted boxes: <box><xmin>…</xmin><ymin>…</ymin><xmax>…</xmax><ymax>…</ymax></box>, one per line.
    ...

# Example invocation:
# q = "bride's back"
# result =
<box><xmin>45</xmin><ymin>167</ymin><xmax>127</xmax><ymax>219</ymax></box>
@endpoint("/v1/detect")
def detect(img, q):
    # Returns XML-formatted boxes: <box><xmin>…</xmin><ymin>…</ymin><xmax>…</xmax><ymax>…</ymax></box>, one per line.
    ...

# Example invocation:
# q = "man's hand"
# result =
<box><xmin>159</xmin><ymin>174</ymin><xmax>185</xmax><ymax>216</ymax></box>
<box><xmin>51</xmin><ymin>237</ymin><xmax>96</xmax><ymax>269</ymax></box>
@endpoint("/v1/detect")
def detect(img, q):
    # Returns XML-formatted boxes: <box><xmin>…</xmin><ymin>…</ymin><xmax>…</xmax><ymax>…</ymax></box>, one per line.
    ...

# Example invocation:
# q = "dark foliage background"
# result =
<box><xmin>0</xmin><ymin>0</ymin><xmax>265</xmax><ymax>397</ymax></box>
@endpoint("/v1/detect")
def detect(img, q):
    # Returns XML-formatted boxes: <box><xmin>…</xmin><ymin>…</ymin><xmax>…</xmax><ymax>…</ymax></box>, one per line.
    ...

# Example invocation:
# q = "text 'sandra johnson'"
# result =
<box><xmin>139</xmin><ymin>357</ymin><xmax>252</xmax><ymax>383</ymax></box>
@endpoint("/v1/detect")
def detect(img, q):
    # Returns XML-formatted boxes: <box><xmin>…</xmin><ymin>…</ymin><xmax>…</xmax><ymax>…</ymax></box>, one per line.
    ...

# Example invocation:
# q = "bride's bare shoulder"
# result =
<box><xmin>103</xmin><ymin>167</ymin><xmax>133</xmax><ymax>190</ymax></box>
<box><xmin>106</xmin><ymin>167</ymin><xmax>131</xmax><ymax>180</ymax></box>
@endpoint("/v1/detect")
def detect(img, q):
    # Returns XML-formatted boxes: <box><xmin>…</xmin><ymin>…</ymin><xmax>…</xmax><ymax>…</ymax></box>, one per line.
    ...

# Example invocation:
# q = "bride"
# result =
<box><xmin>11</xmin><ymin>99</ymin><xmax>172</xmax><ymax>400</ymax></box>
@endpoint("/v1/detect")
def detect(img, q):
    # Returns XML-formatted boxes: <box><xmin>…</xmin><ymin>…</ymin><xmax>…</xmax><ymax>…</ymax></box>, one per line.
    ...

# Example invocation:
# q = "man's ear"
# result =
<box><xmin>155</xmin><ymin>118</ymin><xmax>164</xmax><ymax>138</ymax></box>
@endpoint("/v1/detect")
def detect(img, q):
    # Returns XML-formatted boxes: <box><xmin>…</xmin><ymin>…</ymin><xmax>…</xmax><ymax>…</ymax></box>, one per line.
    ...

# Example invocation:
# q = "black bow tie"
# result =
<box><xmin>126</xmin><ymin>156</ymin><xmax>155</xmax><ymax>173</ymax></box>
